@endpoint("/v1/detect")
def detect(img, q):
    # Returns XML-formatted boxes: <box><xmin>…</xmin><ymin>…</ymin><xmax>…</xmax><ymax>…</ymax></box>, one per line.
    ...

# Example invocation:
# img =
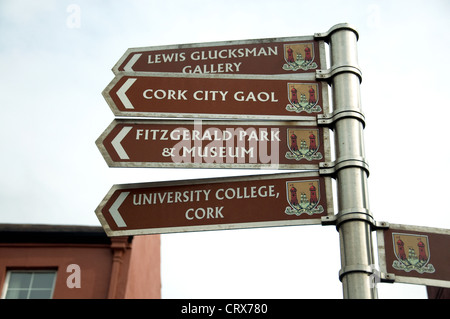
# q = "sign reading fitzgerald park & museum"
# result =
<box><xmin>96</xmin><ymin>119</ymin><xmax>331</xmax><ymax>170</ymax></box>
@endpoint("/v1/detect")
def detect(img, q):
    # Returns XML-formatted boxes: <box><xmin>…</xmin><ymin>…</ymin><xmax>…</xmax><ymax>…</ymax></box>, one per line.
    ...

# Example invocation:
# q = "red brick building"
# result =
<box><xmin>0</xmin><ymin>224</ymin><xmax>160</xmax><ymax>299</ymax></box>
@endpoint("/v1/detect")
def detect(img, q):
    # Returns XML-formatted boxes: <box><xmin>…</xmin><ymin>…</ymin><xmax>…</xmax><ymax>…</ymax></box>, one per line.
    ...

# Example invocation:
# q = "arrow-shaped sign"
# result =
<box><xmin>96</xmin><ymin>119</ymin><xmax>331</xmax><ymax>170</ymax></box>
<box><xmin>377</xmin><ymin>224</ymin><xmax>450</xmax><ymax>288</ymax></box>
<box><xmin>102</xmin><ymin>73</ymin><xmax>329</xmax><ymax>120</ymax></box>
<box><xmin>95</xmin><ymin>172</ymin><xmax>334</xmax><ymax>236</ymax></box>
<box><xmin>112</xmin><ymin>36</ymin><xmax>325</xmax><ymax>75</ymax></box>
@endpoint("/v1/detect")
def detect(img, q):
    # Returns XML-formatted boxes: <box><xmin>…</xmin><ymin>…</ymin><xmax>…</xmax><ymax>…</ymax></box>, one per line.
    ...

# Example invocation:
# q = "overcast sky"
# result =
<box><xmin>0</xmin><ymin>0</ymin><xmax>449</xmax><ymax>299</ymax></box>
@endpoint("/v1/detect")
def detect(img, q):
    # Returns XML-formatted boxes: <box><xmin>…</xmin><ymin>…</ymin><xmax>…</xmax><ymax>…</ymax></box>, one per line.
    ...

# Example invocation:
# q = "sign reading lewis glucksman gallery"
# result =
<box><xmin>112</xmin><ymin>36</ymin><xmax>325</xmax><ymax>75</ymax></box>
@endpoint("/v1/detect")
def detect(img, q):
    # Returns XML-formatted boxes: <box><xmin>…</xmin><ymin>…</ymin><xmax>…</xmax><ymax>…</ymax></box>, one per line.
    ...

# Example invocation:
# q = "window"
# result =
<box><xmin>2</xmin><ymin>270</ymin><xmax>57</xmax><ymax>299</ymax></box>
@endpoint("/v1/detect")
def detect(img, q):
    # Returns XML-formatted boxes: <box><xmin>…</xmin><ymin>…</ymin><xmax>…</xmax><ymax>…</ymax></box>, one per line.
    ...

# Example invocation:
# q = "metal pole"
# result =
<box><xmin>317</xmin><ymin>24</ymin><xmax>377</xmax><ymax>299</ymax></box>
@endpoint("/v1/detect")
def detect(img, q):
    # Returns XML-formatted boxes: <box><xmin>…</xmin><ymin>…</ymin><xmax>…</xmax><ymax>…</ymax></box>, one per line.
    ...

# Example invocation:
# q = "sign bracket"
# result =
<box><xmin>379</xmin><ymin>273</ymin><xmax>396</xmax><ymax>284</ymax></box>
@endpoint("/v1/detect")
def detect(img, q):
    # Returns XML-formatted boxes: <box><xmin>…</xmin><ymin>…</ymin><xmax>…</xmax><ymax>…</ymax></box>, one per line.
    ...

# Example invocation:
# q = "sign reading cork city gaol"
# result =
<box><xmin>102</xmin><ymin>73</ymin><xmax>328</xmax><ymax>120</ymax></box>
<box><xmin>112</xmin><ymin>36</ymin><xmax>325</xmax><ymax>75</ymax></box>
<box><xmin>377</xmin><ymin>224</ymin><xmax>450</xmax><ymax>288</ymax></box>
<box><xmin>96</xmin><ymin>119</ymin><xmax>331</xmax><ymax>169</ymax></box>
<box><xmin>95</xmin><ymin>172</ymin><xmax>333</xmax><ymax>236</ymax></box>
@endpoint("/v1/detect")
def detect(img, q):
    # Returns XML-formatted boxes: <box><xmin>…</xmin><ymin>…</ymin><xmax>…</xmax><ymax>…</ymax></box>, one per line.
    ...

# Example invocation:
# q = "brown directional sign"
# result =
<box><xmin>95</xmin><ymin>172</ymin><xmax>334</xmax><ymax>236</ymax></box>
<box><xmin>102</xmin><ymin>73</ymin><xmax>329</xmax><ymax>120</ymax></box>
<box><xmin>377</xmin><ymin>223</ymin><xmax>450</xmax><ymax>288</ymax></box>
<box><xmin>96</xmin><ymin>119</ymin><xmax>331</xmax><ymax>170</ymax></box>
<box><xmin>112</xmin><ymin>36</ymin><xmax>325</xmax><ymax>75</ymax></box>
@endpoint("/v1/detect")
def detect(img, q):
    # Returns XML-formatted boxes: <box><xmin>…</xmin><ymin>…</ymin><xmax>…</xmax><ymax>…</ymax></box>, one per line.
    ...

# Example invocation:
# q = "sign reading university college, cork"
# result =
<box><xmin>95</xmin><ymin>172</ymin><xmax>333</xmax><ymax>236</ymax></box>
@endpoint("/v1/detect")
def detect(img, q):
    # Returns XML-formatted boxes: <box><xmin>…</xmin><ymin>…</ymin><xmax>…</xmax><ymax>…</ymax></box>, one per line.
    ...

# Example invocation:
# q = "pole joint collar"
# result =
<box><xmin>338</xmin><ymin>265</ymin><xmax>374</xmax><ymax>282</ymax></box>
<box><xmin>322</xmin><ymin>208</ymin><xmax>375</xmax><ymax>230</ymax></box>
<box><xmin>338</xmin><ymin>266</ymin><xmax>396</xmax><ymax>284</ymax></box>
<box><xmin>316</xmin><ymin>64</ymin><xmax>362</xmax><ymax>83</ymax></box>
<box><xmin>319</xmin><ymin>156</ymin><xmax>369</xmax><ymax>177</ymax></box>
<box><xmin>318</xmin><ymin>109</ymin><xmax>366</xmax><ymax>128</ymax></box>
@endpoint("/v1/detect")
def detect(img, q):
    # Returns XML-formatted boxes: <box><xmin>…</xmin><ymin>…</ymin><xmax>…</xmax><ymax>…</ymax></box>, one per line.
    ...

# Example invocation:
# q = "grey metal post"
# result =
<box><xmin>317</xmin><ymin>24</ymin><xmax>377</xmax><ymax>299</ymax></box>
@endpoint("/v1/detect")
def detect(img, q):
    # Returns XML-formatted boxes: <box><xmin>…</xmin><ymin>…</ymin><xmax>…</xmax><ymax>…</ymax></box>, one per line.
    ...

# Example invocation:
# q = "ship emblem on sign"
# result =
<box><xmin>285</xmin><ymin>180</ymin><xmax>324</xmax><ymax>216</ymax></box>
<box><xmin>285</xmin><ymin>128</ymin><xmax>322</xmax><ymax>161</ymax></box>
<box><xmin>282</xmin><ymin>43</ymin><xmax>318</xmax><ymax>71</ymax></box>
<box><xmin>285</xmin><ymin>83</ymin><xmax>322</xmax><ymax>114</ymax></box>
<box><xmin>392</xmin><ymin>233</ymin><xmax>436</xmax><ymax>274</ymax></box>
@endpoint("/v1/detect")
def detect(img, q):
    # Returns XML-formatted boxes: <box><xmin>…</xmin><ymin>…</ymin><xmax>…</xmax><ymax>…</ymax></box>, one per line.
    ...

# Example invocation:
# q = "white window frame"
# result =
<box><xmin>1</xmin><ymin>270</ymin><xmax>57</xmax><ymax>299</ymax></box>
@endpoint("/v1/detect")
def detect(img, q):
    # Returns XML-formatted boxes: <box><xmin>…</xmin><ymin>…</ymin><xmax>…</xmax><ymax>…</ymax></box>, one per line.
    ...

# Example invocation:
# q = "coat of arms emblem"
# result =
<box><xmin>285</xmin><ymin>128</ymin><xmax>322</xmax><ymax>161</ymax></box>
<box><xmin>392</xmin><ymin>233</ymin><xmax>435</xmax><ymax>274</ymax></box>
<box><xmin>286</xmin><ymin>83</ymin><xmax>321</xmax><ymax>114</ymax></box>
<box><xmin>285</xmin><ymin>180</ymin><xmax>324</xmax><ymax>216</ymax></box>
<box><xmin>282</xmin><ymin>43</ymin><xmax>318</xmax><ymax>71</ymax></box>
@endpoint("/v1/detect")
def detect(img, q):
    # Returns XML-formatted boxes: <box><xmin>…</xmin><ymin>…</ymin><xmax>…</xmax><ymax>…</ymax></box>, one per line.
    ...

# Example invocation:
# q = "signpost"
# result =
<box><xmin>96</xmin><ymin>119</ymin><xmax>331</xmax><ymax>169</ymax></box>
<box><xmin>98</xmin><ymin>24</ymin><xmax>449</xmax><ymax>299</ymax></box>
<box><xmin>102</xmin><ymin>73</ymin><xmax>328</xmax><ymax>119</ymax></box>
<box><xmin>95</xmin><ymin>172</ymin><xmax>333</xmax><ymax>236</ymax></box>
<box><xmin>112</xmin><ymin>36</ymin><xmax>325</xmax><ymax>75</ymax></box>
<box><xmin>377</xmin><ymin>223</ymin><xmax>450</xmax><ymax>288</ymax></box>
